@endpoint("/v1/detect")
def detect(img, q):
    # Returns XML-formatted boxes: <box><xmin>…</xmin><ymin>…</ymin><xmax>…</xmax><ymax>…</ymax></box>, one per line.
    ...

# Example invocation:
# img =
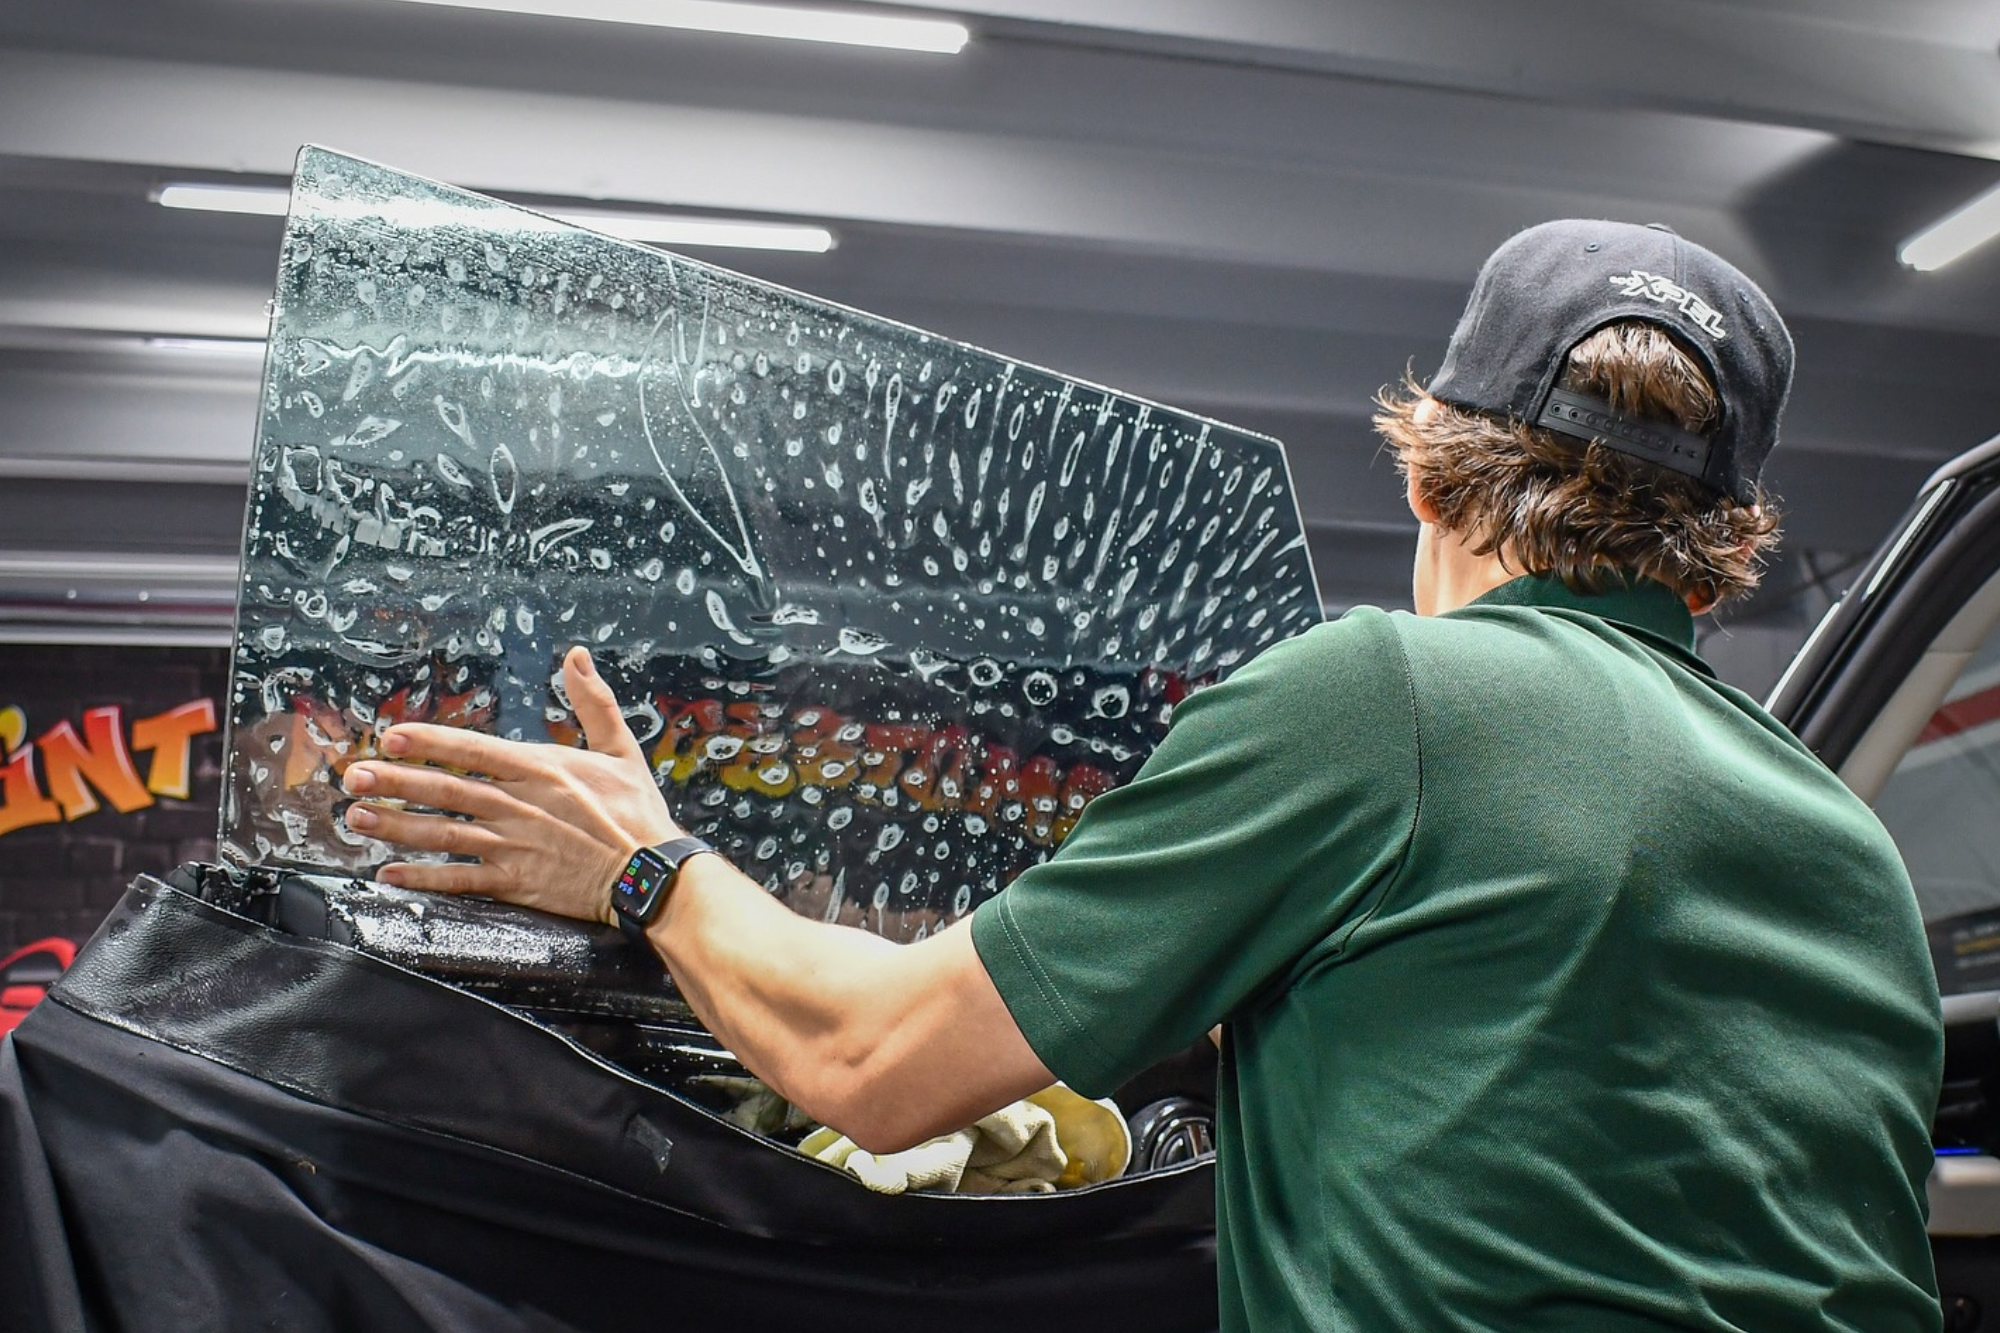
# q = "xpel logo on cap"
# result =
<box><xmin>1608</xmin><ymin>270</ymin><xmax>1726</xmax><ymax>340</ymax></box>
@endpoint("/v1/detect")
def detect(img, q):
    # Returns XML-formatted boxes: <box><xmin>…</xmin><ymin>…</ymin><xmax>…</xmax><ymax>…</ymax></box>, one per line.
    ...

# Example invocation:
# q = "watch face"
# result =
<box><xmin>613</xmin><ymin>850</ymin><xmax>667</xmax><ymax>918</ymax></box>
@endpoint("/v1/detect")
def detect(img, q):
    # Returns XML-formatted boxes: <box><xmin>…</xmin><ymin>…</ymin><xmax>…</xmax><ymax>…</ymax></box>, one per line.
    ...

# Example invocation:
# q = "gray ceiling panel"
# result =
<box><xmin>1</xmin><ymin>0</ymin><xmax>1997</xmax><ymax>685</ymax></box>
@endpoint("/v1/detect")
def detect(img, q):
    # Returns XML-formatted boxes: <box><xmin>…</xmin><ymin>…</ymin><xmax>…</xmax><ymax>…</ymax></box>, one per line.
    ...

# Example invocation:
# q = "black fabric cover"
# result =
<box><xmin>0</xmin><ymin>876</ymin><xmax>1216</xmax><ymax>1331</ymax></box>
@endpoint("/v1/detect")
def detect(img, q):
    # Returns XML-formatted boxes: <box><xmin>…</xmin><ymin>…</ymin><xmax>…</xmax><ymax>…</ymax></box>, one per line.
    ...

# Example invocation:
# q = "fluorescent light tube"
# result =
<box><xmin>389</xmin><ymin>0</ymin><xmax>968</xmax><ymax>52</ymax></box>
<box><xmin>1898</xmin><ymin>182</ymin><xmax>2000</xmax><ymax>271</ymax></box>
<box><xmin>156</xmin><ymin>180</ymin><xmax>837</xmax><ymax>254</ymax></box>
<box><xmin>154</xmin><ymin>182</ymin><xmax>292</xmax><ymax>215</ymax></box>
<box><xmin>142</xmin><ymin>336</ymin><xmax>270</xmax><ymax>356</ymax></box>
<box><xmin>553</xmin><ymin>209</ymin><xmax>835</xmax><ymax>252</ymax></box>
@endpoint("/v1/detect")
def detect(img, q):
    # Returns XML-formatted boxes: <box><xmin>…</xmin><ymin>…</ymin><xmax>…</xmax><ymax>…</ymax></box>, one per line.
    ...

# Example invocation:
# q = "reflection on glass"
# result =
<box><xmin>1875</xmin><ymin>626</ymin><xmax>2000</xmax><ymax>925</ymax></box>
<box><xmin>222</xmin><ymin>147</ymin><xmax>1323</xmax><ymax>941</ymax></box>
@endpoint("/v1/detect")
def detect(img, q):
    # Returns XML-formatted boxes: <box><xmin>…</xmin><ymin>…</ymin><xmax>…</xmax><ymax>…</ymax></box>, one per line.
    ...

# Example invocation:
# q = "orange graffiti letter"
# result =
<box><xmin>38</xmin><ymin>706</ymin><xmax>155</xmax><ymax>820</ymax></box>
<box><xmin>0</xmin><ymin>745</ymin><xmax>63</xmax><ymax>837</ymax></box>
<box><xmin>131</xmin><ymin>699</ymin><xmax>220</xmax><ymax>801</ymax></box>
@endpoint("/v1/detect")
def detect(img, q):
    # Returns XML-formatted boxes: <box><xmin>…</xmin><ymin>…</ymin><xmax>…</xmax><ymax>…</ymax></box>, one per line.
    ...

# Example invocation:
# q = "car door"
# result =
<box><xmin>1768</xmin><ymin>431</ymin><xmax>2000</xmax><ymax>1331</ymax></box>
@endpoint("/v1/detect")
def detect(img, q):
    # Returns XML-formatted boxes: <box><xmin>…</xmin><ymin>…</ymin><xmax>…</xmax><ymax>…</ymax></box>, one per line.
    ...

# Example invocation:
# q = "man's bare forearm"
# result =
<box><xmin>647</xmin><ymin>854</ymin><xmax>1052</xmax><ymax>1154</ymax></box>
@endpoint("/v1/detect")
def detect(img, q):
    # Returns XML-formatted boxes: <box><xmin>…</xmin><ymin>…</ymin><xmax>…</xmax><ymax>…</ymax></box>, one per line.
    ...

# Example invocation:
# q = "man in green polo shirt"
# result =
<box><xmin>344</xmin><ymin>220</ymin><xmax>1943</xmax><ymax>1331</ymax></box>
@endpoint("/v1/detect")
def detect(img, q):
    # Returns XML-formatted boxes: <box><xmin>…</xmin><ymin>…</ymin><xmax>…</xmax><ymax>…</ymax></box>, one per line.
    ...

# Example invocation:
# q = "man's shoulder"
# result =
<box><xmin>1158</xmin><ymin>608</ymin><xmax>1423</xmax><ymax>770</ymax></box>
<box><xmin>1217</xmin><ymin>606</ymin><xmax>1415</xmax><ymax>710</ymax></box>
<box><xmin>1253</xmin><ymin>604</ymin><xmax>1407</xmax><ymax>666</ymax></box>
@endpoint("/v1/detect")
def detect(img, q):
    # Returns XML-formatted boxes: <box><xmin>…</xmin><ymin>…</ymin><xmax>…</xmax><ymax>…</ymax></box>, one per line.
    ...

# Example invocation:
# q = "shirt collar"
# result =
<box><xmin>1462</xmin><ymin>573</ymin><xmax>1712</xmax><ymax>677</ymax></box>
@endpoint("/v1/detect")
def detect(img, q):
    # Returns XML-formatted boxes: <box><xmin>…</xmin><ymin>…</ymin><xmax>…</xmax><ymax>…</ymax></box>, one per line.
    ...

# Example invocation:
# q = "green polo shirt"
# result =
<box><xmin>973</xmin><ymin>575</ymin><xmax>1942</xmax><ymax>1332</ymax></box>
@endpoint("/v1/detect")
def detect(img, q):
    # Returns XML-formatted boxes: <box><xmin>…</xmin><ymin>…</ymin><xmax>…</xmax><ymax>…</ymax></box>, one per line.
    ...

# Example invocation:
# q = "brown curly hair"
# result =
<box><xmin>1374</xmin><ymin>322</ymin><xmax>1781</xmax><ymax>607</ymax></box>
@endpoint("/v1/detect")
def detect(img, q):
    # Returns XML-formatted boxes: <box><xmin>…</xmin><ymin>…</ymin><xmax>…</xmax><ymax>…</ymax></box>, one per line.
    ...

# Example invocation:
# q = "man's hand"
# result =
<box><xmin>341</xmin><ymin>645</ymin><xmax>680</xmax><ymax>923</ymax></box>
<box><xmin>344</xmin><ymin>643</ymin><xmax>1056</xmax><ymax>1151</ymax></box>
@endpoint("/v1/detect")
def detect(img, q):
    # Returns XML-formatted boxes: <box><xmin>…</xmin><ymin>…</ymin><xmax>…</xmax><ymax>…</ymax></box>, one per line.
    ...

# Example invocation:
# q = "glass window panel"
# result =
<box><xmin>1875</xmin><ymin>628</ymin><xmax>2000</xmax><ymax>921</ymax></box>
<box><xmin>1874</xmin><ymin>626</ymin><xmax>2000</xmax><ymax>989</ymax></box>
<box><xmin>222</xmin><ymin>147</ymin><xmax>1323</xmax><ymax>941</ymax></box>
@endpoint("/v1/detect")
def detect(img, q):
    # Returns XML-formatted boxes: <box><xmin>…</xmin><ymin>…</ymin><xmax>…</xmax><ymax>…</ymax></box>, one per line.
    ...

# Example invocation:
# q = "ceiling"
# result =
<box><xmin>3</xmin><ymin>0</ymin><xmax>1999</xmax><ymax>691</ymax></box>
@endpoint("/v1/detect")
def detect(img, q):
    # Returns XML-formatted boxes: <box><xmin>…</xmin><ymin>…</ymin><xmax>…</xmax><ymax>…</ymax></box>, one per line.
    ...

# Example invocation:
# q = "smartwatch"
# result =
<box><xmin>610</xmin><ymin>835</ymin><xmax>715</xmax><ymax>944</ymax></box>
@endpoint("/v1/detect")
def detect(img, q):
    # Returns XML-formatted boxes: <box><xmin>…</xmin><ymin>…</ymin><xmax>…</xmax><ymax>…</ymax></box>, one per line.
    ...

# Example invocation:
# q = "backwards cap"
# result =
<box><xmin>1427</xmin><ymin>219</ymin><xmax>1793</xmax><ymax>504</ymax></box>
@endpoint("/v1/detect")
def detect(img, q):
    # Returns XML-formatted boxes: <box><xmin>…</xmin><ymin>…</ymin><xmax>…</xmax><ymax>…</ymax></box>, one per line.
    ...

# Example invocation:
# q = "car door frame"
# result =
<box><xmin>1770</xmin><ymin>432</ymin><xmax>2000</xmax><ymax>774</ymax></box>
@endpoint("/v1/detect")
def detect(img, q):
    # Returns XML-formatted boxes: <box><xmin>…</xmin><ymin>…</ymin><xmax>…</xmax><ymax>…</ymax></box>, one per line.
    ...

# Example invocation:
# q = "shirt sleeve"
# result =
<box><xmin>970</xmin><ymin>609</ymin><xmax>1422</xmax><ymax>1097</ymax></box>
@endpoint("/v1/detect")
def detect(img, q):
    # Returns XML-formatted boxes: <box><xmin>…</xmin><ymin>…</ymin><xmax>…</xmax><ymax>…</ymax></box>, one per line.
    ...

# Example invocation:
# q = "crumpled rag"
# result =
<box><xmin>798</xmin><ymin>1084</ymin><xmax>1130</xmax><ymax>1195</ymax></box>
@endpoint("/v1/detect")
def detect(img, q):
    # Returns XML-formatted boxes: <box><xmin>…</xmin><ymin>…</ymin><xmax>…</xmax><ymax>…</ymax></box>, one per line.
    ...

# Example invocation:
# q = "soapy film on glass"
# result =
<box><xmin>222</xmin><ymin>146</ymin><xmax>1323</xmax><ymax>942</ymax></box>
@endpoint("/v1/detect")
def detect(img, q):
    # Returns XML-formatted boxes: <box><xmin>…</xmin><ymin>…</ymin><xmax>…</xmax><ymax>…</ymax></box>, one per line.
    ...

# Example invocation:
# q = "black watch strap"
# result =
<box><xmin>610</xmin><ymin>835</ymin><xmax>715</xmax><ymax>944</ymax></box>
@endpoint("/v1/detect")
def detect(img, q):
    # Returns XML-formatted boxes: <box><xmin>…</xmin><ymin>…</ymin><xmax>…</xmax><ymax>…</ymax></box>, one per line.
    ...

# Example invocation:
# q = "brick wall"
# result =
<box><xmin>0</xmin><ymin>645</ymin><xmax>227</xmax><ymax>954</ymax></box>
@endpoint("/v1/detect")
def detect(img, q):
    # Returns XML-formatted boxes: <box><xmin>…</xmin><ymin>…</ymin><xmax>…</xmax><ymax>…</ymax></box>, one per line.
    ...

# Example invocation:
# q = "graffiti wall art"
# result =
<box><xmin>0</xmin><ymin>645</ymin><xmax>227</xmax><ymax>953</ymax></box>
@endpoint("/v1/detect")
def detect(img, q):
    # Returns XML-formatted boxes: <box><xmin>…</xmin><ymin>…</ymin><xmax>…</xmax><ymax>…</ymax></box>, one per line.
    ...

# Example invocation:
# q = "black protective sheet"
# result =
<box><xmin>0</xmin><ymin>879</ymin><xmax>1216</xmax><ymax>1332</ymax></box>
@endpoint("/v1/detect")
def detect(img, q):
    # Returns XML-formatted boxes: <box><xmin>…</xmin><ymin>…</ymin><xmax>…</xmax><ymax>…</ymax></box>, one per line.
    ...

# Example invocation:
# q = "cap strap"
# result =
<box><xmin>1535</xmin><ymin>388</ymin><xmax>1713</xmax><ymax>485</ymax></box>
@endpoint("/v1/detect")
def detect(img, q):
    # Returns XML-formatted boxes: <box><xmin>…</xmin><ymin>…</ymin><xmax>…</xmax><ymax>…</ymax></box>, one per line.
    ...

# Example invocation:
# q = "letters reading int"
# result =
<box><xmin>0</xmin><ymin>700</ymin><xmax>219</xmax><ymax>838</ymax></box>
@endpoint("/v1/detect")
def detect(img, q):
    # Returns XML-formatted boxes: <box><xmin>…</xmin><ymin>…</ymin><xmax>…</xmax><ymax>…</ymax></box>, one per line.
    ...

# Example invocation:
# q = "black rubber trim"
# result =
<box><xmin>1772</xmin><ymin>468</ymin><xmax>2000</xmax><ymax>770</ymax></box>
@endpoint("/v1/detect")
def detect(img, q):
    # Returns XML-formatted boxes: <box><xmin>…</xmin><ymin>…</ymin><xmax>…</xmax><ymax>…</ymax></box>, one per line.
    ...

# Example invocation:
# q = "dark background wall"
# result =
<box><xmin>0</xmin><ymin>644</ymin><xmax>226</xmax><ymax>954</ymax></box>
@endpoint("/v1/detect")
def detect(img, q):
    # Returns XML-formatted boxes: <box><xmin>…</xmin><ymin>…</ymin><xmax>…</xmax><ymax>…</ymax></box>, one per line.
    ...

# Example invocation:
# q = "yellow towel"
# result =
<box><xmin>799</xmin><ymin>1084</ymin><xmax>1130</xmax><ymax>1195</ymax></box>
<box><xmin>1026</xmin><ymin>1084</ymin><xmax>1132</xmax><ymax>1190</ymax></box>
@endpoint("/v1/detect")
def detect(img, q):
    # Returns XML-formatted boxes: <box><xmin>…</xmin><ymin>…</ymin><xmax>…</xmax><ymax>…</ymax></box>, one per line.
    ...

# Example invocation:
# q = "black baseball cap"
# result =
<box><xmin>1427</xmin><ymin>219</ymin><xmax>1793</xmax><ymax>505</ymax></box>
